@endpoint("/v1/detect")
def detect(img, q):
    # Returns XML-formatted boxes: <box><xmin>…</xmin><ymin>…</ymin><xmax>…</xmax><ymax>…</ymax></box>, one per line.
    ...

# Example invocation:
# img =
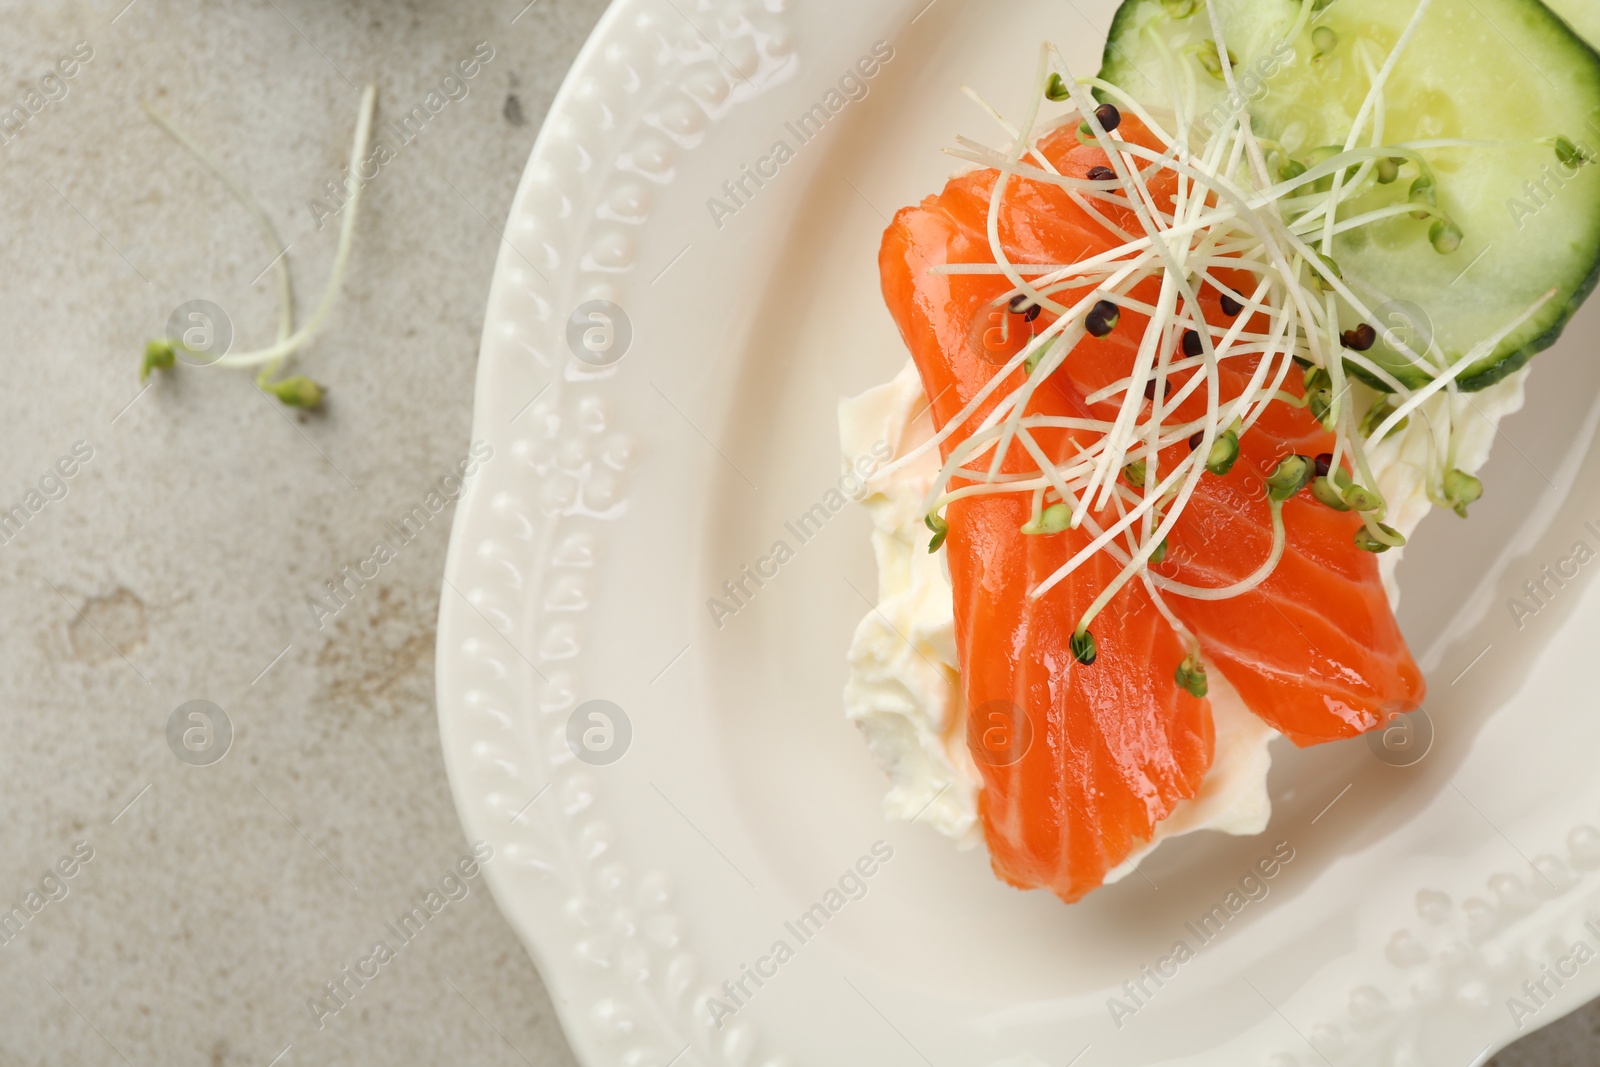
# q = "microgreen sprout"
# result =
<box><xmin>1022</xmin><ymin>502</ymin><xmax>1073</xmax><ymax>534</ymax></box>
<box><xmin>1196</xmin><ymin>40</ymin><xmax>1237</xmax><ymax>79</ymax></box>
<box><xmin>141</xmin><ymin>339</ymin><xmax>176</xmax><ymax>383</ymax></box>
<box><xmin>873</xmin><ymin>14</ymin><xmax>1554</xmax><ymax>660</ymax></box>
<box><xmin>1342</xmin><ymin>482</ymin><xmax>1383</xmax><ymax>512</ymax></box>
<box><xmin>1359</xmin><ymin>397</ymin><xmax>1409</xmax><ymax>439</ymax></box>
<box><xmin>1408</xmin><ymin>175</ymin><xmax>1437</xmax><ymax>219</ymax></box>
<box><xmin>1311</xmin><ymin>476</ymin><xmax>1352</xmax><ymax>510</ymax></box>
<box><xmin>1266</xmin><ymin>455</ymin><xmax>1315</xmax><ymax>501</ymax></box>
<box><xmin>1555</xmin><ymin>136</ymin><xmax>1594</xmax><ymax>169</ymax></box>
<box><xmin>1174</xmin><ymin>654</ymin><xmax>1208</xmax><ymax>697</ymax></box>
<box><xmin>1311</xmin><ymin>26</ymin><xmax>1338</xmax><ymax>59</ymax></box>
<box><xmin>926</xmin><ymin>511</ymin><xmax>949</xmax><ymax>552</ymax></box>
<box><xmin>1429</xmin><ymin>219</ymin><xmax>1463</xmax><ymax>254</ymax></box>
<box><xmin>1443</xmin><ymin>468</ymin><xmax>1483</xmax><ymax>517</ymax></box>
<box><xmin>1354</xmin><ymin>522</ymin><xmax>1406</xmax><ymax>553</ymax></box>
<box><xmin>138</xmin><ymin>85</ymin><xmax>378</xmax><ymax>408</ymax></box>
<box><xmin>1205</xmin><ymin>429</ymin><xmax>1241</xmax><ymax>476</ymax></box>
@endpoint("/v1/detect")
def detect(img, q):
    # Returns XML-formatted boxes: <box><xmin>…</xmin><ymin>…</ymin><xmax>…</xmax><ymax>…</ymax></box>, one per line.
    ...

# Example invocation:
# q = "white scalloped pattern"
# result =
<box><xmin>442</xmin><ymin>2</ymin><xmax>796</xmax><ymax>1065</ymax></box>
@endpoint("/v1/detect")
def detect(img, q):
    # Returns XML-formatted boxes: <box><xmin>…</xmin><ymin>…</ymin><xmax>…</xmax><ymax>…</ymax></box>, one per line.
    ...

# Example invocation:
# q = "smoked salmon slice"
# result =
<box><xmin>881</xmin><ymin>119</ymin><xmax>1213</xmax><ymax>902</ymax></box>
<box><xmin>878</xmin><ymin>116</ymin><xmax>1425</xmax><ymax>899</ymax></box>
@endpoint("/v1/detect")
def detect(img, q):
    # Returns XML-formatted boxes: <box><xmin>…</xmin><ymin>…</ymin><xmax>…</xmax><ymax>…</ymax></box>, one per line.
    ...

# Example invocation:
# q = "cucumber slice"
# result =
<box><xmin>1099</xmin><ymin>0</ymin><xmax>1600</xmax><ymax>390</ymax></box>
<box><xmin>1545</xmin><ymin>0</ymin><xmax>1600</xmax><ymax>53</ymax></box>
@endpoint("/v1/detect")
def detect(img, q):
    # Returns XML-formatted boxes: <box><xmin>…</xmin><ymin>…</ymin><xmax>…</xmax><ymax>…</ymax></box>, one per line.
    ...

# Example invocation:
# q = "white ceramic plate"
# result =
<box><xmin>437</xmin><ymin>1</ymin><xmax>1600</xmax><ymax>1063</ymax></box>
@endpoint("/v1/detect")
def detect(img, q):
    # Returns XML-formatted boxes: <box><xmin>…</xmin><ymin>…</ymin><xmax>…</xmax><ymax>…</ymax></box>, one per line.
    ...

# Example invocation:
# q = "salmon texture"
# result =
<box><xmin>877</xmin><ymin>117</ymin><xmax>1425</xmax><ymax>903</ymax></box>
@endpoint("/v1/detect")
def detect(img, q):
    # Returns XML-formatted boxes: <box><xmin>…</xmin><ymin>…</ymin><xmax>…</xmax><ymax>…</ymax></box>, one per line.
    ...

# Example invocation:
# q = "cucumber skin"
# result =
<box><xmin>1093</xmin><ymin>0</ymin><xmax>1600</xmax><ymax>393</ymax></box>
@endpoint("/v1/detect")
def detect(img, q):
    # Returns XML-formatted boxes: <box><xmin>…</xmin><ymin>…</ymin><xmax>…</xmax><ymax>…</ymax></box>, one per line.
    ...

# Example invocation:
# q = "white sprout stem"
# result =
<box><xmin>215</xmin><ymin>84</ymin><xmax>377</xmax><ymax>369</ymax></box>
<box><xmin>143</xmin><ymin>102</ymin><xmax>293</xmax><ymax>345</ymax></box>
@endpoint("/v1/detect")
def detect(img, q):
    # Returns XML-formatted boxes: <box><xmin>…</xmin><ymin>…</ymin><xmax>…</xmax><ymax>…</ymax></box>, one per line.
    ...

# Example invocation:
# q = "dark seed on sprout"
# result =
<box><xmin>1046</xmin><ymin>73</ymin><xmax>1070</xmax><ymax>102</ymax></box>
<box><xmin>1314</xmin><ymin>453</ymin><xmax>1333</xmax><ymax>478</ymax></box>
<box><xmin>1095</xmin><ymin>104</ymin><xmax>1122</xmax><ymax>132</ymax></box>
<box><xmin>1182</xmin><ymin>330</ymin><xmax>1204</xmax><ymax>357</ymax></box>
<box><xmin>1008</xmin><ymin>293</ymin><xmax>1043</xmax><ymax>322</ymax></box>
<box><xmin>1086</xmin><ymin>165</ymin><xmax>1116</xmax><ymax>182</ymax></box>
<box><xmin>1189</xmin><ymin>431</ymin><xmax>1204</xmax><ymax>450</ymax></box>
<box><xmin>1086</xmin><ymin>299</ymin><xmax>1121</xmax><ymax>337</ymax></box>
<box><xmin>1220</xmin><ymin>293</ymin><xmax>1243</xmax><ymax>317</ymax></box>
<box><xmin>1341</xmin><ymin>323</ymin><xmax>1377</xmax><ymax>351</ymax></box>
<box><xmin>1144</xmin><ymin>378</ymin><xmax>1171</xmax><ymax>401</ymax></box>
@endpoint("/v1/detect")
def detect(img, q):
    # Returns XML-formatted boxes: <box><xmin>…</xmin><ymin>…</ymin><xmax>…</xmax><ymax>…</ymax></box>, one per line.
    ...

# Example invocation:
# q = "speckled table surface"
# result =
<box><xmin>0</xmin><ymin>1</ymin><xmax>1589</xmax><ymax>1065</ymax></box>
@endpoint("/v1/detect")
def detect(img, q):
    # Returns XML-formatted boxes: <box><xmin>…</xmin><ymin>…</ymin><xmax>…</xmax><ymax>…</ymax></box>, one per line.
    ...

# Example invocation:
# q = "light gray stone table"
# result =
<box><xmin>0</xmin><ymin>0</ymin><xmax>1587</xmax><ymax>1064</ymax></box>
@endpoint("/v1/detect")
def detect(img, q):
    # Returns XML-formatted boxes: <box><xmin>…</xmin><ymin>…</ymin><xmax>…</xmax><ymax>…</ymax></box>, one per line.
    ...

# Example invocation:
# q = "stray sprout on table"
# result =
<box><xmin>871</xmin><ymin>0</ymin><xmax>1571</xmax><ymax>675</ymax></box>
<box><xmin>140</xmin><ymin>85</ymin><xmax>377</xmax><ymax>408</ymax></box>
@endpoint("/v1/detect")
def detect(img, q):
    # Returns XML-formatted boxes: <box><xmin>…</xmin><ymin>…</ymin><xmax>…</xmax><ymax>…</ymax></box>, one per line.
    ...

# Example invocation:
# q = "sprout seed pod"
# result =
<box><xmin>1149</xmin><ymin>538</ymin><xmax>1169</xmax><ymax>564</ymax></box>
<box><xmin>1279</xmin><ymin>158</ymin><xmax>1307</xmax><ymax>182</ymax></box>
<box><xmin>1342</xmin><ymin>482</ymin><xmax>1382</xmax><ymax>512</ymax></box>
<box><xmin>1354</xmin><ymin>523</ymin><xmax>1406</xmax><ymax>553</ymax></box>
<box><xmin>1312</xmin><ymin>26</ymin><xmax>1338</xmax><ymax>57</ymax></box>
<box><xmin>1308</xmin><ymin>388</ymin><xmax>1335</xmax><ymax>428</ymax></box>
<box><xmin>1022</xmin><ymin>502</ymin><xmax>1073</xmax><ymax>535</ymax></box>
<box><xmin>1086</xmin><ymin>165</ymin><xmax>1116</xmax><ymax>182</ymax></box>
<box><xmin>1174</xmin><ymin>655</ymin><xmax>1208</xmax><ymax>698</ymax></box>
<box><xmin>262</xmin><ymin>375</ymin><xmax>324</xmax><ymax>409</ymax></box>
<box><xmin>1124</xmin><ymin>458</ymin><xmax>1148</xmax><ymax>488</ymax></box>
<box><xmin>1046</xmin><ymin>73</ymin><xmax>1070</xmax><ymax>101</ymax></box>
<box><xmin>1070</xmin><ymin>629</ymin><xmax>1098</xmax><ymax>666</ymax></box>
<box><xmin>1429</xmin><ymin>219</ymin><xmax>1463</xmax><ymax>254</ymax></box>
<box><xmin>141</xmin><ymin>339</ymin><xmax>176</xmax><ymax>382</ymax></box>
<box><xmin>1266</xmin><ymin>455</ymin><xmax>1315</xmax><ymax>501</ymax></box>
<box><xmin>1556</xmin><ymin>136</ymin><xmax>1594</xmax><ymax>169</ymax></box>
<box><xmin>1375</xmin><ymin>156</ymin><xmax>1400</xmax><ymax>184</ymax></box>
<box><xmin>1311</xmin><ymin>252</ymin><xmax>1342</xmax><ymax>292</ymax></box>
<box><xmin>1409</xmin><ymin>175</ymin><xmax>1437</xmax><ymax>219</ymax></box>
<box><xmin>1443</xmin><ymin>468</ymin><xmax>1484</xmax><ymax>518</ymax></box>
<box><xmin>1182</xmin><ymin>330</ymin><xmax>1204</xmax><ymax>357</ymax></box>
<box><xmin>1359</xmin><ymin>398</ymin><xmax>1409</xmax><ymax>439</ymax></box>
<box><xmin>925</xmin><ymin>512</ymin><xmax>949</xmax><ymax>553</ymax></box>
<box><xmin>1220</xmin><ymin>293</ymin><xmax>1243</xmax><ymax>317</ymax></box>
<box><xmin>1161</xmin><ymin>0</ymin><xmax>1197</xmax><ymax>16</ymax></box>
<box><xmin>1095</xmin><ymin>104</ymin><xmax>1122</xmax><ymax>132</ymax></box>
<box><xmin>1311</xmin><ymin>476</ymin><xmax>1352</xmax><ymax>510</ymax></box>
<box><xmin>1197</xmin><ymin>40</ymin><xmax>1235</xmax><ymax>79</ymax></box>
<box><xmin>1206</xmin><ymin>431</ymin><xmax>1241</xmax><ymax>475</ymax></box>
